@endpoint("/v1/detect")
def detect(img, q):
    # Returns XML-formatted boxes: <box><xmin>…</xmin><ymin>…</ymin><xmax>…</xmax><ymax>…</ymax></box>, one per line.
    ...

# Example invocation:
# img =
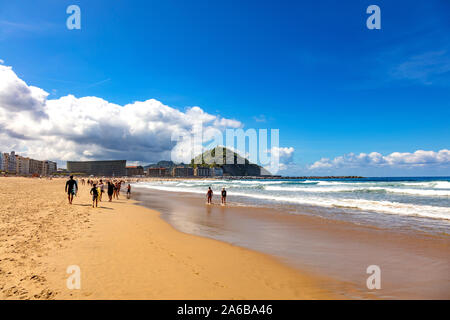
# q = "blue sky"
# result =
<box><xmin>0</xmin><ymin>0</ymin><xmax>449</xmax><ymax>176</ymax></box>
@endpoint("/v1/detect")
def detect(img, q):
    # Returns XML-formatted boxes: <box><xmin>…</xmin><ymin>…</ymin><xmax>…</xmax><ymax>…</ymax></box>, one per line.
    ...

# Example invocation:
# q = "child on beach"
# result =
<box><xmin>221</xmin><ymin>187</ymin><xmax>227</xmax><ymax>205</ymax></box>
<box><xmin>127</xmin><ymin>184</ymin><xmax>131</xmax><ymax>199</ymax></box>
<box><xmin>90</xmin><ymin>183</ymin><xmax>99</xmax><ymax>208</ymax></box>
<box><xmin>206</xmin><ymin>187</ymin><xmax>213</xmax><ymax>204</ymax></box>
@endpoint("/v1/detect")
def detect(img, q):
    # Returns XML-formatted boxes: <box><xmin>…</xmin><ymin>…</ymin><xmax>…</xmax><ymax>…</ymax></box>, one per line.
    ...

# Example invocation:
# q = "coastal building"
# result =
<box><xmin>42</xmin><ymin>160</ymin><xmax>57</xmax><ymax>176</ymax></box>
<box><xmin>15</xmin><ymin>155</ymin><xmax>30</xmax><ymax>175</ymax></box>
<box><xmin>2</xmin><ymin>151</ymin><xmax>17</xmax><ymax>174</ymax></box>
<box><xmin>126</xmin><ymin>165</ymin><xmax>144</xmax><ymax>176</ymax></box>
<box><xmin>210</xmin><ymin>167</ymin><xmax>223</xmax><ymax>177</ymax></box>
<box><xmin>67</xmin><ymin>160</ymin><xmax>126</xmax><ymax>176</ymax></box>
<box><xmin>194</xmin><ymin>166</ymin><xmax>211</xmax><ymax>177</ymax></box>
<box><xmin>0</xmin><ymin>152</ymin><xmax>56</xmax><ymax>176</ymax></box>
<box><xmin>29</xmin><ymin>159</ymin><xmax>43</xmax><ymax>175</ymax></box>
<box><xmin>172</xmin><ymin>167</ymin><xmax>194</xmax><ymax>177</ymax></box>
<box><xmin>146</xmin><ymin>167</ymin><xmax>167</xmax><ymax>177</ymax></box>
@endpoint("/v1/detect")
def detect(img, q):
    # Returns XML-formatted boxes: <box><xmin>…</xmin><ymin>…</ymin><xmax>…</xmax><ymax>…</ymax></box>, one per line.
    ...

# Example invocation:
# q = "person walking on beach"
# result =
<box><xmin>98</xmin><ymin>179</ymin><xmax>104</xmax><ymax>201</ymax></box>
<box><xmin>65</xmin><ymin>175</ymin><xmax>78</xmax><ymax>204</ymax></box>
<box><xmin>90</xmin><ymin>183</ymin><xmax>99</xmax><ymax>208</ymax></box>
<box><xmin>126</xmin><ymin>184</ymin><xmax>131</xmax><ymax>199</ymax></box>
<box><xmin>114</xmin><ymin>182</ymin><xmax>119</xmax><ymax>199</ymax></box>
<box><xmin>107</xmin><ymin>181</ymin><xmax>114</xmax><ymax>202</ymax></box>
<box><xmin>221</xmin><ymin>187</ymin><xmax>227</xmax><ymax>205</ymax></box>
<box><xmin>117</xmin><ymin>181</ymin><xmax>122</xmax><ymax>196</ymax></box>
<box><xmin>206</xmin><ymin>187</ymin><xmax>213</xmax><ymax>204</ymax></box>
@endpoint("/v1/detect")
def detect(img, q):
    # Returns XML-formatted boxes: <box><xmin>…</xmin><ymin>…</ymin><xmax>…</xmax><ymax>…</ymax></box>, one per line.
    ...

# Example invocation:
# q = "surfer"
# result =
<box><xmin>90</xmin><ymin>183</ymin><xmax>99</xmax><ymax>208</ymax></box>
<box><xmin>65</xmin><ymin>175</ymin><xmax>78</xmax><ymax>204</ymax></box>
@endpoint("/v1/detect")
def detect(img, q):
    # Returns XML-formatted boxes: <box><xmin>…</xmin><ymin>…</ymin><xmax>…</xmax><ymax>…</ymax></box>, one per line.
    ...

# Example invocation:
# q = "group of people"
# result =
<box><xmin>66</xmin><ymin>175</ymin><xmax>227</xmax><ymax>208</ymax></box>
<box><xmin>65</xmin><ymin>176</ymin><xmax>132</xmax><ymax>207</ymax></box>
<box><xmin>206</xmin><ymin>187</ymin><xmax>227</xmax><ymax>205</ymax></box>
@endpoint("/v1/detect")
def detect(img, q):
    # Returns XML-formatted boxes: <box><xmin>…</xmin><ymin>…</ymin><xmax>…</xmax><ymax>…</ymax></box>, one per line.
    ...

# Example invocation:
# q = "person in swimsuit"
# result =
<box><xmin>126</xmin><ymin>184</ymin><xmax>131</xmax><ymax>199</ymax></box>
<box><xmin>114</xmin><ymin>182</ymin><xmax>119</xmax><ymax>199</ymax></box>
<box><xmin>107</xmin><ymin>181</ymin><xmax>114</xmax><ymax>202</ymax></box>
<box><xmin>221</xmin><ymin>187</ymin><xmax>227</xmax><ymax>205</ymax></box>
<box><xmin>90</xmin><ymin>183</ymin><xmax>99</xmax><ymax>208</ymax></box>
<box><xmin>98</xmin><ymin>179</ymin><xmax>104</xmax><ymax>201</ymax></box>
<box><xmin>206</xmin><ymin>187</ymin><xmax>213</xmax><ymax>204</ymax></box>
<box><xmin>65</xmin><ymin>175</ymin><xmax>78</xmax><ymax>204</ymax></box>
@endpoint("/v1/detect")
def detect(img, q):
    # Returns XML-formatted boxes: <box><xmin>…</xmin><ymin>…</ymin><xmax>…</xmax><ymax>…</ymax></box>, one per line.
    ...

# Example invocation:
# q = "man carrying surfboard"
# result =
<box><xmin>65</xmin><ymin>175</ymin><xmax>78</xmax><ymax>204</ymax></box>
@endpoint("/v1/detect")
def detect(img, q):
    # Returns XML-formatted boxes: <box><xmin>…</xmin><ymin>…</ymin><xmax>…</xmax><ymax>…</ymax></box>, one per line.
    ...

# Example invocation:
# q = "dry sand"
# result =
<box><xmin>0</xmin><ymin>177</ymin><xmax>339</xmax><ymax>299</ymax></box>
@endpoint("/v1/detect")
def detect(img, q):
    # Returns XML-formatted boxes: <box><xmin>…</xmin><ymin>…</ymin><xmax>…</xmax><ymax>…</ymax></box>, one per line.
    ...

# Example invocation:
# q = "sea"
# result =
<box><xmin>133</xmin><ymin>177</ymin><xmax>450</xmax><ymax>235</ymax></box>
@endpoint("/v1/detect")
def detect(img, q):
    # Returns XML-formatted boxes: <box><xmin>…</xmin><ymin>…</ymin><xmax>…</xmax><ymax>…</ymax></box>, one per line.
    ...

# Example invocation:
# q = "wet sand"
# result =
<box><xmin>0</xmin><ymin>177</ymin><xmax>339</xmax><ymax>299</ymax></box>
<box><xmin>132</xmin><ymin>188</ymin><xmax>450</xmax><ymax>299</ymax></box>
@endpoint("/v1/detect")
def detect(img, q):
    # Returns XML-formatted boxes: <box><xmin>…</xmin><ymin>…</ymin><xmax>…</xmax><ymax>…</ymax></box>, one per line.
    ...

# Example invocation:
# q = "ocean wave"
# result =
<box><xmin>265</xmin><ymin>185</ymin><xmax>450</xmax><ymax>197</ymax></box>
<box><xmin>371</xmin><ymin>187</ymin><xmax>450</xmax><ymax>197</ymax></box>
<box><xmin>432</xmin><ymin>181</ymin><xmax>450</xmax><ymax>189</ymax></box>
<box><xmin>133</xmin><ymin>182</ymin><xmax>450</xmax><ymax>220</ymax></box>
<box><xmin>232</xmin><ymin>192</ymin><xmax>450</xmax><ymax>220</ymax></box>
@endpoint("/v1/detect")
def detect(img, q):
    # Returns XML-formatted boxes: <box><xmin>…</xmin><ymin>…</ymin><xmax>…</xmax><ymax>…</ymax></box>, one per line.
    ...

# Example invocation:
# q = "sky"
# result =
<box><xmin>0</xmin><ymin>0</ymin><xmax>449</xmax><ymax>176</ymax></box>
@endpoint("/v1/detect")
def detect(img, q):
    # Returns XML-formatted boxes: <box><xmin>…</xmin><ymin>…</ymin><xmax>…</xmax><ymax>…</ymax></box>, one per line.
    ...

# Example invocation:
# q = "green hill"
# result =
<box><xmin>190</xmin><ymin>147</ymin><xmax>271</xmax><ymax>176</ymax></box>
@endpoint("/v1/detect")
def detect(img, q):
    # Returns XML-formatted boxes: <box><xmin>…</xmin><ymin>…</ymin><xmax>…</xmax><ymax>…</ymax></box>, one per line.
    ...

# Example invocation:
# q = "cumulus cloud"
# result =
<box><xmin>261</xmin><ymin>146</ymin><xmax>295</xmax><ymax>173</ymax></box>
<box><xmin>0</xmin><ymin>65</ymin><xmax>48</xmax><ymax>118</ymax></box>
<box><xmin>309</xmin><ymin>150</ymin><xmax>450</xmax><ymax>170</ymax></box>
<box><xmin>273</xmin><ymin>146</ymin><xmax>295</xmax><ymax>168</ymax></box>
<box><xmin>0</xmin><ymin>63</ymin><xmax>246</xmax><ymax>165</ymax></box>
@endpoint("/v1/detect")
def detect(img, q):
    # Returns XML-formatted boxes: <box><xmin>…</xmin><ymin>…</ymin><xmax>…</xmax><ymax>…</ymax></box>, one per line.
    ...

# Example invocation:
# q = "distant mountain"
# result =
<box><xmin>191</xmin><ymin>147</ymin><xmax>271</xmax><ymax>176</ymax></box>
<box><xmin>143</xmin><ymin>160</ymin><xmax>177</xmax><ymax>170</ymax></box>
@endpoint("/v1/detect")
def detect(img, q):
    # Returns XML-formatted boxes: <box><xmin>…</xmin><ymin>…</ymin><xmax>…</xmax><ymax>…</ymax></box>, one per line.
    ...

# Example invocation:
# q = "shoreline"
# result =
<box><xmin>0</xmin><ymin>177</ymin><xmax>341</xmax><ymax>299</ymax></box>
<box><xmin>131</xmin><ymin>187</ymin><xmax>450</xmax><ymax>299</ymax></box>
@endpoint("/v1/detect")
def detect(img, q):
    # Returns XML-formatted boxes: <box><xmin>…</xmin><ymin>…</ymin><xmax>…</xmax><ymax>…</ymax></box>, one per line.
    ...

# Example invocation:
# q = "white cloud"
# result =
<box><xmin>309</xmin><ymin>150</ymin><xmax>450</xmax><ymax>170</ymax></box>
<box><xmin>273</xmin><ymin>147</ymin><xmax>294</xmax><ymax>165</ymax></box>
<box><xmin>0</xmin><ymin>64</ymin><xmax>246</xmax><ymax>165</ymax></box>
<box><xmin>263</xmin><ymin>146</ymin><xmax>295</xmax><ymax>173</ymax></box>
<box><xmin>0</xmin><ymin>59</ymin><xmax>4</xmax><ymax>64</ymax></box>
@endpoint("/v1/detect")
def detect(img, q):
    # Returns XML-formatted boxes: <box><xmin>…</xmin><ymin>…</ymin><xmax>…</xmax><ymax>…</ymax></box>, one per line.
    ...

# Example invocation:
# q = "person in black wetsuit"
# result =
<box><xmin>90</xmin><ymin>183</ymin><xmax>99</xmax><ymax>208</ymax></box>
<box><xmin>221</xmin><ymin>187</ymin><xmax>227</xmax><ymax>205</ymax></box>
<box><xmin>65</xmin><ymin>175</ymin><xmax>78</xmax><ymax>204</ymax></box>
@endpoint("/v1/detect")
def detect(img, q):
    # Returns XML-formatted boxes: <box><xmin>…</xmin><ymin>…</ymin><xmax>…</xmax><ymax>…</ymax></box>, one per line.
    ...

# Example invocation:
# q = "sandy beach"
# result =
<box><xmin>0</xmin><ymin>177</ymin><xmax>340</xmax><ymax>299</ymax></box>
<box><xmin>132</xmin><ymin>186</ymin><xmax>450</xmax><ymax>300</ymax></box>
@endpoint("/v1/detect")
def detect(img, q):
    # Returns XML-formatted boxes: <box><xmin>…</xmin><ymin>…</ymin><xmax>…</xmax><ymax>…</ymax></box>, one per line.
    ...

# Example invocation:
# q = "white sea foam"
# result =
<box><xmin>133</xmin><ymin>179</ymin><xmax>450</xmax><ymax>220</ymax></box>
<box><xmin>433</xmin><ymin>181</ymin><xmax>450</xmax><ymax>189</ymax></box>
<box><xmin>371</xmin><ymin>187</ymin><xmax>450</xmax><ymax>197</ymax></box>
<box><xmin>265</xmin><ymin>185</ymin><xmax>450</xmax><ymax>196</ymax></box>
<box><xmin>231</xmin><ymin>192</ymin><xmax>450</xmax><ymax>220</ymax></box>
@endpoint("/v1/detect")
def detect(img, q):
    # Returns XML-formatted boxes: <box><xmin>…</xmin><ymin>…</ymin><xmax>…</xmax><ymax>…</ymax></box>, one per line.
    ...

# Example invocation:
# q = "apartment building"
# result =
<box><xmin>15</xmin><ymin>155</ymin><xmax>30</xmax><ymax>175</ymax></box>
<box><xmin>194</xmin><ymin>166</ymin><xmax>211</xmax><ymax>177</ymax></box>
